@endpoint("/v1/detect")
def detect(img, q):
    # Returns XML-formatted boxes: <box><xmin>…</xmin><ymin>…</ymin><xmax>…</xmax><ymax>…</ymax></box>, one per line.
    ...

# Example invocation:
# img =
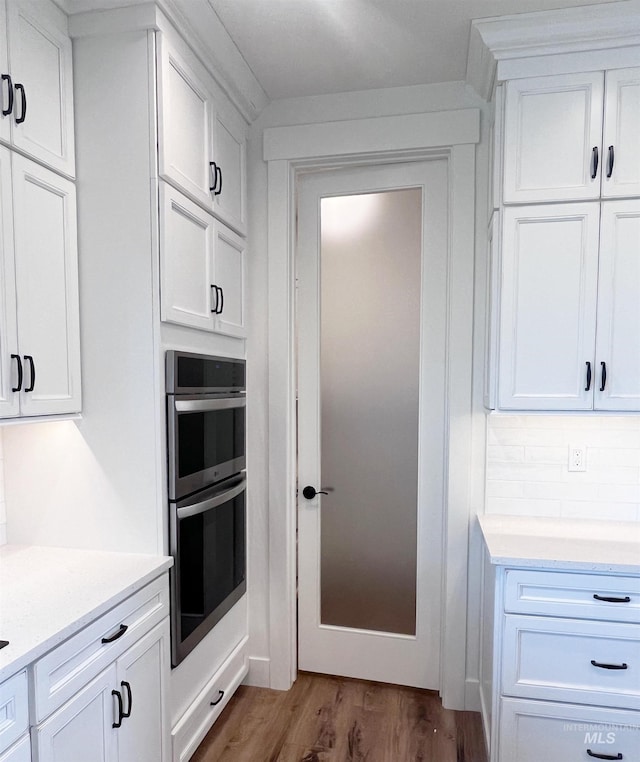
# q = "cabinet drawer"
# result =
<box><xmin>503</xmin><ymin>615</ymin><xmax>640</xmax><ymax>709</ymax></box>
<box><xmin>172</xmin><ymin>637</ymin><xmax>247</xmax><ymax>762</ymax></box>
<box><xmin>498</xmin><ymin>697</ymin><xmax>639</xmax><ymax>762</ymax></box>
<box><xmin>504</xmin><ymin>568</ymin><xmax>640</xmax><ymax>622</ymax></box>
<box><xmin>0</xmin><ymin>672</ymin><xmax>28</xmax><ymax>755</ymax></box>
<box><xmin>32</xmin><ymin>575</ymin><xmax>169</xmax><ymax>722</ymax></box>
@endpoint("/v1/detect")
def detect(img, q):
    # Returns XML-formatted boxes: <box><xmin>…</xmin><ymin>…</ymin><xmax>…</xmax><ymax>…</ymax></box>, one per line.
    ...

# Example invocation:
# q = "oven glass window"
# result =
<box><xmin>178</xmin><ymin>407</ymin><xmax>245</xmax><ymax>479</ymax></box>
<box><xmin>178</xmin><ymin>490</ymin><xmax>246</xmax><ymax>642</ymax></box>
<box><xmin>177</xmin><ymin>355</ymin><xmax>245</xmax><ymax>389</ymax></box>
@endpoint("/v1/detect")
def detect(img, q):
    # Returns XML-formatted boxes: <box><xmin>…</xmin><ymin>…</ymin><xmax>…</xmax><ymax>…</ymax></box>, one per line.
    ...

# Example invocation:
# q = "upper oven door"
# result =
<box><xmin>168</xmin><ymin>394</ymin><xmax>246</xmax><ymax>500</ymax></box>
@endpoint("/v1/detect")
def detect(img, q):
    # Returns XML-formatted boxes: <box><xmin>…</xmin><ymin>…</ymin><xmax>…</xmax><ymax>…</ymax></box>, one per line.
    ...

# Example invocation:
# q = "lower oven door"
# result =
<box><xmin>169</xmin><ymin>473</ymin><xmax>246</xmax><ymax>666</ymax></box>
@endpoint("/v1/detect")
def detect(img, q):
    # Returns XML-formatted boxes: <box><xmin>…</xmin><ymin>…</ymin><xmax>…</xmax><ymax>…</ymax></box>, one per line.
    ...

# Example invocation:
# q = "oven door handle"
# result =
<box><xmin>176</xmin><ymin>477</ymin><xmax>247</xmax><ymax>519</ymax></box>
<box><xmin>174</xmin><ymin>397</ymin><xmax>246</xmax><ymax>412</ymax></box>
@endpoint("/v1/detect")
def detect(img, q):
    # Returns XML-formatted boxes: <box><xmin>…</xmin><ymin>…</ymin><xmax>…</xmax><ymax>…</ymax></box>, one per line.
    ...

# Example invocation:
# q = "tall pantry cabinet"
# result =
<box><xmin>70</xmin><ymin>7</ymin><xmax>249</xmax><ymax>761</ymax></box>
<box><xmin>487</xmin><ymin>66</ymin><xmax>640</xmax><ymax>412</ymax></box>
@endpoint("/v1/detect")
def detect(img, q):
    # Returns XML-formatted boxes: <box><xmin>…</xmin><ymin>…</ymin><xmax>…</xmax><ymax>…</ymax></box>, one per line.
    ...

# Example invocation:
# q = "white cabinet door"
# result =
<box><xmin>11</xmin><ymin>153</ymin><xmax>81</xmax><ymax>416</ymax></box>
<box><xmin>212</xmin><ymin>101</ymin><xmax>247</xmax><ymax>235</ymax></box>
<box><xmin>160</xmin><ymin>182</ymin><xmax>216</xmax><ymax>331</ymax></box>
<box><xmin>6</xmin><ymin>0</ymin><xmax>75</xmax><ymax>177</ymax></box>
<box><xmin>0</xmin><ymin>1</ymin><xmax>10</xmax><ymax>145</ymax></box>
<box><xmin>157</xmin><ymin>37</ymin><xmax>213</xmax><ymax>209</ymax></box>
<box><xmin>212</xmin><ymin>221</ymin><xmax>246</xmax><ymax>338</ymax></box>
<box><xmin>115</xmin><ymin>620</ymin><xmax>169</xmax><ymax>762</ymax></box>
<box><xmin>595</xmin><ymin>200</ymin><xmax>640</xmax><ymax>411</ymax></box>
<box><xmin>503</xmin><ymin>72</ymin><xmax>604</xmax><ymax>203</ymax></box>
<box><xmin>34</xmin><ymin>667</ymin><xmax>116</xmax><ymax>762</ymax></box>
<box><xmin>0</xmin><ymin>736</ymin><xmax>30</xmax><ymax>762</ymax></box>
<box><xmin>602</xmin><ymin>67</ymin><xmax>640</xmax><ymax>198</ymax></box>
<box><xmin>0</xmin><ymin>145</ymin><xmax>18</xmax><ymax>418</ymax></box>
<box><xmin>498</xmin><ymin>203</ymin><xmax>600</xmax><ymax>410</ymax></box>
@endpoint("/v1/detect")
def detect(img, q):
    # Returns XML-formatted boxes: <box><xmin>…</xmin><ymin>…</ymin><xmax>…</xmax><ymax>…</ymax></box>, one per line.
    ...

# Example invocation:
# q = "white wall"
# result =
<box><xmin>486</xmin><ymin>415</ymin><xmax>640</xmax><ymax>521</ymax></box>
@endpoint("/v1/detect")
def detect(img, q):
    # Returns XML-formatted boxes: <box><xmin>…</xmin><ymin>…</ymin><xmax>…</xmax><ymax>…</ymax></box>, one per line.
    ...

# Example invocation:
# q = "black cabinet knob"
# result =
<box><xmin>302</xmin><ymin>486</ymin><xmax>328</xmax><ymax>499</ymax></box>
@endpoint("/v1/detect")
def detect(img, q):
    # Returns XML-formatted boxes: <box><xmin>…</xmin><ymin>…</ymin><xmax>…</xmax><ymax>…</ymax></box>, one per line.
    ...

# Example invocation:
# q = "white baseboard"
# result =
<box><xmin>245</xmin><ymin>655</ymin><xmax>270</xmax><ymax>687</ymax></box>
<box><xmin>464</xmin><ymin>677</ymin><xmax>481</xmax><ymax>712</ymax></box>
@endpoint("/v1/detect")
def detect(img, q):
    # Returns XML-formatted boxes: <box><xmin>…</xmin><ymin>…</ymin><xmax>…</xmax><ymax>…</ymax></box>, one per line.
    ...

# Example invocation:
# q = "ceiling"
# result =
<box><xmin>207</xmin><ymin>0</ymin><xmax>624</xmax><ymax>100</ymax></box>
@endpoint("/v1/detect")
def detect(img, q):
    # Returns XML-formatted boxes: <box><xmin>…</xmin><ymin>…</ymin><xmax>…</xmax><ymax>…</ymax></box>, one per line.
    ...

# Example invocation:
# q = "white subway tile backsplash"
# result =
<box><xmin>485</xmin><ymin>415</ymin><xmax>640</xmax><ymax>522</ymax></box>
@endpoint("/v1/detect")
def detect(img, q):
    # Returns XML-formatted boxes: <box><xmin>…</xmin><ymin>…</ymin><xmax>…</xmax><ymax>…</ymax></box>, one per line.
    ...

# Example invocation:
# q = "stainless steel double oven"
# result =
<box><xmin>166</xmin><ymin>351</ymin><xmax>246</xmax><ymax>666</ymax></box>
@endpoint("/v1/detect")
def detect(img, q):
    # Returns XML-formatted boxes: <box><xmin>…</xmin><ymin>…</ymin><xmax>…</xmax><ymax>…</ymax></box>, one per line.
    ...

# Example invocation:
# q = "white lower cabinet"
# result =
<box><xmin>482</xmin><ymin>565</ymin><xmax>640</xmax><ymax>762</ymax></box>
<box><xmin>34</xmin><ymin>620</ymin><xmax>169</xmax><ymax>762</ymax></box>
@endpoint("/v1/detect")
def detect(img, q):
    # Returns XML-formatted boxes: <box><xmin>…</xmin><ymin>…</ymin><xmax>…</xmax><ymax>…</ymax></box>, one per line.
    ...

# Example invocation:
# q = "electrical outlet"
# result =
<box><xmin>568</xmin><ymin>445</ymin><xmax>586</xmax><ymax>472</ymax></box>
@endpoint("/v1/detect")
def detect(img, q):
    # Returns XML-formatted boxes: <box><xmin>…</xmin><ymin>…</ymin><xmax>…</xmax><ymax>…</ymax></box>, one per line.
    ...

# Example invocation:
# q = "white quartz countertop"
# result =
<box><xmin>479</xmin><ymin>514</ymin><xmax>640</xmax><ymax>574</ymax></box>
<box><xmin>0</xmin><ymin>544</ymin><xmax>172</xmax><ymax>682</ymax></box>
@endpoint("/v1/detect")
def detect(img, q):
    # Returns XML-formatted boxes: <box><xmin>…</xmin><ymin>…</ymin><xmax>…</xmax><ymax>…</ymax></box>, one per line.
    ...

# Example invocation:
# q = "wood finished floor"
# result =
<box><xmin>191</xmin><ymin>672</ymin><xmax>488</xmax><ymax>762</ymax></box>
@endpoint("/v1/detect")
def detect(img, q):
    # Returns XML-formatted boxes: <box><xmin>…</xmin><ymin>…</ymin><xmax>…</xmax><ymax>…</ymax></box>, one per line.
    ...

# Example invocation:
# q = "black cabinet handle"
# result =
<box><xmin>591</xmin><ymin>145</ymin><xmax>599</xmax><ymax>179</ymax></box>
<box><xmin>587</xmin><ymin>751</ymin><xmax>623</xmax><ymax>760</ymax></box>
<box><xmin>14</xmin><ymin>83</ymin><xmax>26</xmax><ymax>124</ymax></box>
<box><xmin>209</xmin><ymin>161</ymin><xmax>218</xmax><ymax>193</ymax></box>
<box><xmin>591</xmin><ymin>659</ymin><xmax>628</xmax><ymax>670</ymax></box>
<box><xmin>24</xmin><ymin>355</ymin><xmax>35</xmax><ymax>393</ymax></box>
<box><xmin>606</xmin><ymin>145</ymin><xmax>615</xmax><ymax>178</ymax></box>
<box><xmin>217</xmin><ymin>285</ymin><xmax>224</xmax><ymax>314</ymax></box>
<box><xmin>600</xmin><ymin>361</ymin><xmax>607</xmax><ymax>392</ymax></box>
<box><xmin>211</xmin><ymin>284</ymin><xmax>219</xmax><ymax>314</ymax></box>
<box><xmin>101</xmin><ymin>623</ymin><xmax>128</xmax><ymax>644</ymax></box>
<box><xmin>112</xmin><ymin>689</ymin><xmax>124</xmax><ymax>728</ymax></box>
<box><xmin>211</xmin><ymin>285</ymin><xmax>223</xmax><ymax>314</ymax></box>
<box><xmin>1</xmin><ymin>74</ymin><xmax>13</xmax><ymax>116</ymax></box>
<box><xmin>210</xmin><ymin>689</ymin><xmax>224</xmax><ymax>706</ymax></box>
<box><xmin>585</xmin><ymin>361</ymin><xmax>592</xmax><ymax>391</ymax></box>
<box><xmin>593</xmin><ymin>594</ymin><xmax>631</xmax><ymax>603</ymax></box>
<box><xmin>11</xmin><ymin>354</ymin><xmax>22</xmax><ymax>392</ymax></box>
<box><xmin>121</xmin><ymin>681</ymin><xmax>132</xmax><ymax>718</ymax></box>
<box><xmin>215</xmin><ymin>165</ymin><xmax>223</xmax><ymax>196</ymax></box>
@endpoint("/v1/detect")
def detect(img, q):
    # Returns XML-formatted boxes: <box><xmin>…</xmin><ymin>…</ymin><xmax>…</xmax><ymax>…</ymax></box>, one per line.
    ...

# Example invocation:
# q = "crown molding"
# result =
<box><xmin>466</xmin><ymin>0</ymin><xmax>640</xmax><ymax>100</ymax></box>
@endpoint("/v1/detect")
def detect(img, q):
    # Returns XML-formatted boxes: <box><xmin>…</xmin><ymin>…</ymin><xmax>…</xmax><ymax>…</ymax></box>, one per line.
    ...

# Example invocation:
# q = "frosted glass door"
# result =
<box><xmin>319</xmin><ymin>190</ymin><xmax>421</xmax><ymax>636</ymax></box>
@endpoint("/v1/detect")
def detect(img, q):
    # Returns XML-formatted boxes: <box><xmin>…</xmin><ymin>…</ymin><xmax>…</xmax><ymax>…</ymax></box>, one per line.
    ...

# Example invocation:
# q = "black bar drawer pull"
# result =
<box><xmin>112</xmin><ymin>689</ymin><xmax>124</xmax><ymax>728</ymax></box>
<box><xmin>585</xmin><ymin>361</ymin><xmax>592</xmax><ymax>391</ymax></box>
<box><xmin>591</xmin><ymin>659</ymin><xmax>628</xmax><ymax>670</ymax></box>
<box><xmin>210</xmin><ymin>689</ymin><xmax>224</xmax><ymax>706</ymax></box>
<box><xmin>101</xmin><ymin>623</ymin><xmax>128</xmax><ymax>643</ymax></box>
<box><xmin>121</xmin><ymin>681</ymin><xmax>132</xmax><ymax>718</ymax></box>
<box><xmin>1</xmin><ymin>74</ymin><xmax>13</xmax><ymax>116</ymax></box>
<box><xmin>215</xmin><ymin>165</ymin><xmax>223</xmax><ymax>196</ymax></box>
<box><xmin>11</xmin><ymin>354</ymin><xmax>22</xmax><ymax>392</ymax></box>
<box><xmin>591</xmin><ymin>145</ymin><xmax>599</xmax><ymax>179</ymax></box>
<box><xmin>209</xmin><ymin>161</ymin><xmax>218</xmax><ymax>193</ymax></box>
<box><xmin>594</xmin><ymin>594</ymin><xmax>631</xmax><ymax>603</ymax></box>
<box><xmin>587</xmin><ymin>750</ymin><xmax>623</xmax><ymax>760</ymax></box>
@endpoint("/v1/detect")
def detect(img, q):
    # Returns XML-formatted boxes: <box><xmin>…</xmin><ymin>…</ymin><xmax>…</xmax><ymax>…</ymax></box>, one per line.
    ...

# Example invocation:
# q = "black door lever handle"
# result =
<box><xmin>302</xmin><ymin>486</ymin><xmax>329</xmax><ymax>499</ymax></box>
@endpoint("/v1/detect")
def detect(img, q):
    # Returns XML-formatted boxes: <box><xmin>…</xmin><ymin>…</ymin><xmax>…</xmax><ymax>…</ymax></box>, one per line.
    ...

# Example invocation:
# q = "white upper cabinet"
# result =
<box><xmin>602</xmin><ymin>68</ymin><xmax>640</xmax><ymax>198</ymax></box>
<box><xmin>212</xmin><ymin>220</ymin><xmax>246</xmax><ymax>338</ymax></box>
<box><xmin>160</xmin><ymin>181</ymin><xmax>216</xmax><ymax>332</ymax></box>
<box><xmin>0</xmin><ymin>145</ymin><xmax>18</xmax><ymax>418</ymax></box>
<box><xmin>503</xmin><ymin>68</ymin><xmax>640</xmax><ymax>204</ymax></box>
<box><xmin>157</xmin><ymin>36</ymin><xmax>212</xmax><ymax>209</ymax></box>
<box><xmin>498</xmin><ymin>203</ymin><xmax>600</xmax><ymax>410</ymax></box>
<box><xmin>0</xmin><ymin>0</ymin><xmax>10</xmax><ymax>145</ymax></box>
<box><xmin>10</xmin><ymin>153</ymin><xmax>81</xmax><ymax>417</ymax></box>
<box><xmin>157</xmin><ymin>34</ymin><xmax>247</xmax><ymax>236</ymax></box>
<box><xmin>503</xmin><ymin>72</ymin><xmax>604</xmax><ymax>203</ymax></box>
<box><xmin>160</xmin><ymin>183</ymin><xmax>246</xmax><ymax>338</ymax></box>
<box><xmin>2</xmin><ymin>0</ymin><xmax>75</xmax><ymax>177</ymax></box>
<box><xmin>594</xmin><ymin>200</ymin><xmax>640</xmax><ymax>411</ymax></box>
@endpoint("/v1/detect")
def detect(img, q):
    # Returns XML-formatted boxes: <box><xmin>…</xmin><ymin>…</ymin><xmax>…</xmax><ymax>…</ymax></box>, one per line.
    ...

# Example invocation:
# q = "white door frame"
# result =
<box><xmin>264</xmin><ymin>108</ymin><xmax>479</xmax><ymax>709</ymax></box>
